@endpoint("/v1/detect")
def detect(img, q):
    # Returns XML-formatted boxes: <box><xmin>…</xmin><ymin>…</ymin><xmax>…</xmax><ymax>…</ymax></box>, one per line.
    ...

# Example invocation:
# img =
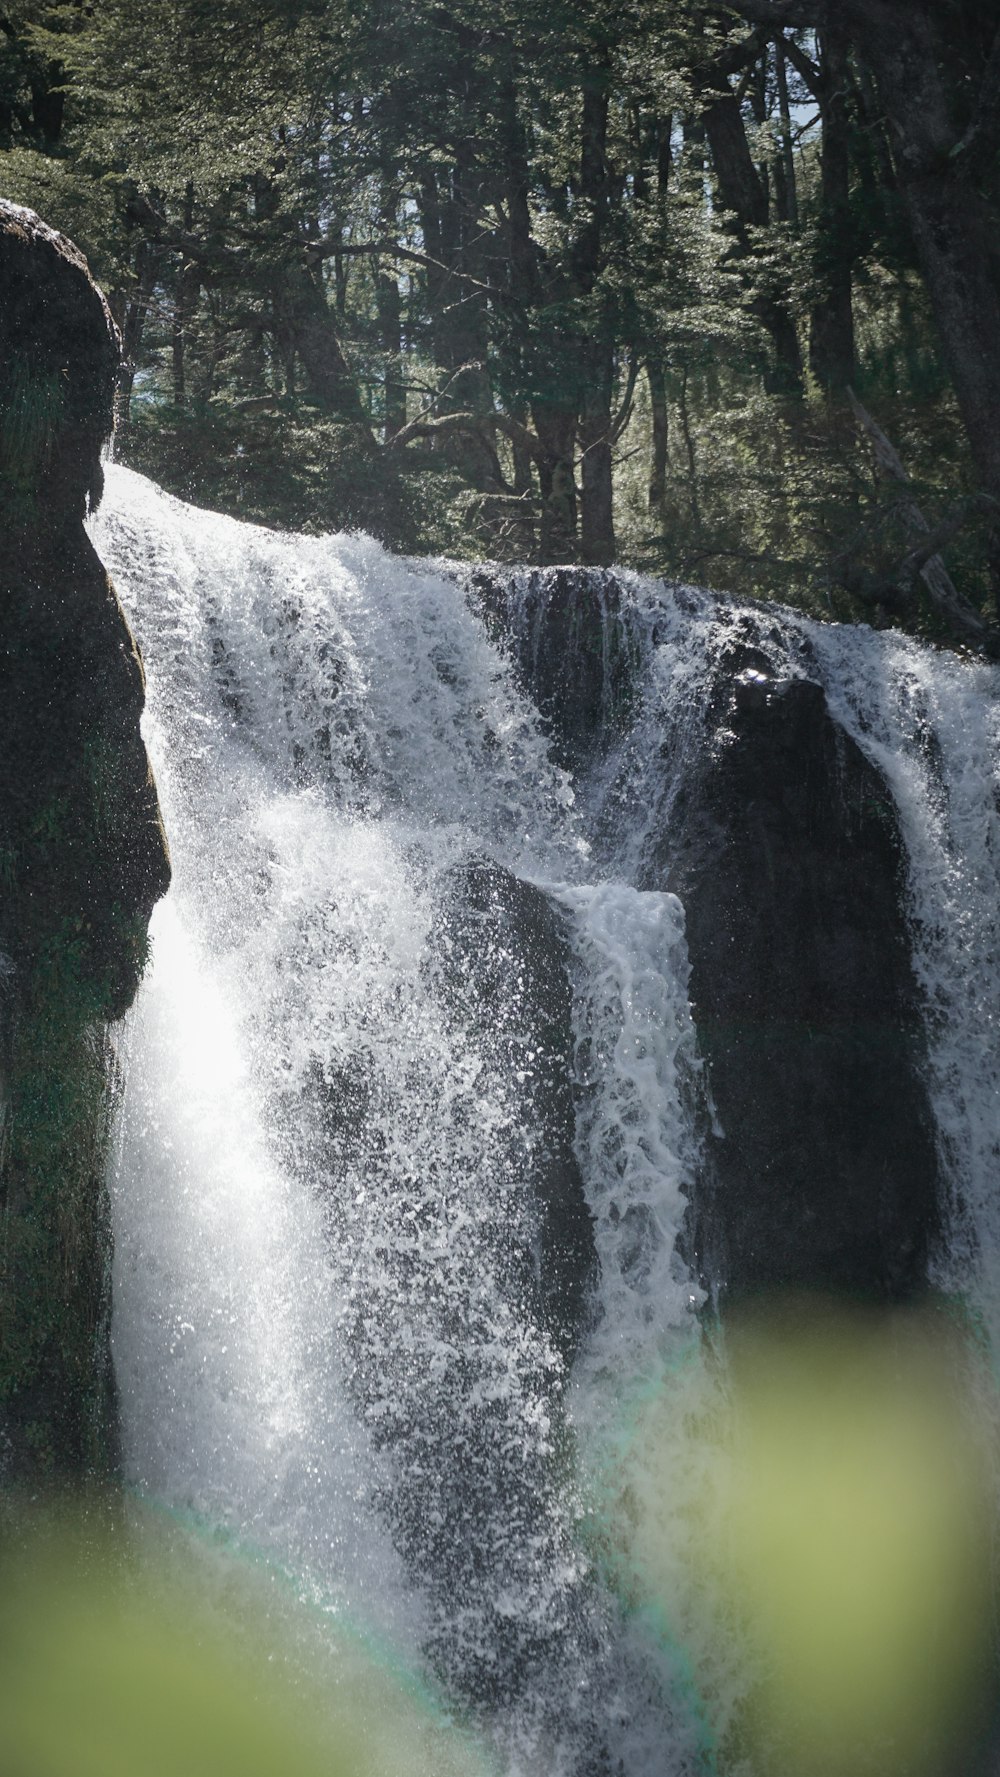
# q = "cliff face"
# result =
<box><xmin>432</xmin><ymin>857</ymin><xmax>596</xmax><ymax>1362</ymax></box>
<box><xmin>477</xmin><ymin>566</ymin><xmax>943</xmax><ymax>1317</ymax></box>
<box><xmin>657</xmin><ymin>667</ymin><xmax>939</xmax><ymax>1307</ymax></box>
<box><xmin>0</xmin><ymin>201</ymin><xmax>170</xmax><ymax>1482</ymax></box>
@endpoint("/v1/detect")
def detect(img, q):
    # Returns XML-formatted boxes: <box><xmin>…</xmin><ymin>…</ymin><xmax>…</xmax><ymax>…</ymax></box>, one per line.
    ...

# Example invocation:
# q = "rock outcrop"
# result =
<box><xmin>0</xmin><ymin>201</ymin><xmax>170</xmax><ymax>1482</ymax></box>
<box><xmin>468</xmin><ymin>566</ymin><xmax>643</xmax><ymax>770</ymax></box>
<box><xmin>432</xmin><ymin>857</ymin><xmax>596</xmax><ymax>1359</ymax></box>
<box><xmin>473</xmin><ymin>563</ymin><xmax>942</xmax><ymax>1312</ymax></box>
<box><xmin>649</xmin><ymin>665</ymin><xmax>940</xmax><ymax>1307</ymax></box>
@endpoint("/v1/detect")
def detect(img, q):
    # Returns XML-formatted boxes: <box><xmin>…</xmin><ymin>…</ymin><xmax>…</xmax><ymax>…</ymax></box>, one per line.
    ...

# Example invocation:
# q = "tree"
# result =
<box><xmin>0</xmin><ymin>0</ymin><xmax>995</xmax><ymax>642</ymax></box>
<box><xmin>727</xmin><ymin>0</ymin><xmax>1000</xmax><ymax>611</ymax></box>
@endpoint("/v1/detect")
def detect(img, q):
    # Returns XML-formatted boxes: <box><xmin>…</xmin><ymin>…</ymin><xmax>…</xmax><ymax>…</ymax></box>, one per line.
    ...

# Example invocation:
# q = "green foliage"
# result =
<box><xmin>123</xmin><ymin>398</ymin><xmax>421</xmax><ymax>543</ymax></box>
<box><xmin>1</xmin><ymin>0</ymin><xmax>996</xmax><ymax>629</ymax></box>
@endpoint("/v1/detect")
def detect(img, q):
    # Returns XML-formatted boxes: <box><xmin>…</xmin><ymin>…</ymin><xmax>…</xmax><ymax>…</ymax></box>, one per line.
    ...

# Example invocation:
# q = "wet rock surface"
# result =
<box><xmin>468</xmin><ymin>565</ymin><xmax>644</xmax><ymax>770</ymax></box>
<box><xmin>652</xmin><ymin>666</ymin><xmax>940</xmax><ymax>1306</ymax></box>
<box><xmin>0</xmin><ymin>199</ymin><xmax>170</xmax><ymax>1005</ymax></box>
<box><xmin>295</xmin><ymin>855</ymin><xmax>599</xmax><ymax>1716</ymax></box>
<box><xmin>477</xmin><ymin>558</ymin><xmax>943</xmax><ymax>1310</ymax></box>
<box><xmin>0</xmin><ymin>202</ymin><xmax>170</xmax><ymax>1480</ymax></box>
<box><xmin>432</xmin><ymin>856</ymin><xmax>597</xmax><ymax>1359</ymax></box>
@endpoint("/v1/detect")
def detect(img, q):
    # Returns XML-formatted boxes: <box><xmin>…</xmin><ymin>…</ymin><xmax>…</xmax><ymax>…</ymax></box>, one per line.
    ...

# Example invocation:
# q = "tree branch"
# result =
<box><xmin>842</xmin><ymin>389</ymin><xmax>998</xmax><ymax>647</ymax></box>
<box><xmin>309</xmin><ymin>236</ymin><xmax>505</xmax><ymax>300</ymax></box>
<box><xmin>668</xmin><ymin>545</ymin><xmax>803</xmax><ymax>572</ymax></box>
<box><xmin>778</xmin><ymin>32</ymin><xmax>822</xmax><ymax>97</ymax></box>
<box><xmin>896</xmin><ymin>495</ymin><xmax>1000</xmax><ymax>575</ymax></box>
<box><xmin>696</xmin><ymin>26</ymin><xmax>769</xmax><ymax>82</ymax></box>
<box><xmin>387</xmin><ymin>405</ymin><xmax>545</xmax><ymax>463</ymax></box>
<box><xmin>125</xmin><ymin>192</ymin><xmax>206</xmax><ymax>259</ymax></box>
<box><xmin>379</xmin><ymin>359</ymin><xmax>484</xmax><ymax>447</ymax></box>
<box><xmin>386</xmin><ymin>408</ymin><xmax>481</xmax><ymax>450</ymax></box>
<box><xmin>610</xmin><ymin>350</ymin><xmax>640</xmax><ymax>445</ymax></box>
<box><xmin>126</xmin><ymin>196</ymin><xmax>509</xmax><ymax>304</ymax></box>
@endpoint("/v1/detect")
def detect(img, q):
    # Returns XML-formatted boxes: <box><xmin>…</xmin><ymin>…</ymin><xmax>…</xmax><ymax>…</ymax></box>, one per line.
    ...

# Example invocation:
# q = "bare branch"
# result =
<box><xmin>778</xmin><ymin>32</ymin><xmax>822</xmax><ymax>97</ymax></box>
<box><xmin>310</xmin><ymin>236</ymin><xmax>505</xmax><ymax>300</ymax></box>
<box><xmin>387</xmin><ymin>405</ymin><xmax>545</xmax><ymax>464</ymax></box>
<box><xmin>126</xmin><ymin>197</ymin><xmax>508</xmax><ymax>304</ymax></box>
<box><xmin>382</xmin><ymin>362</ymin><xmax>498</xmax><ymax>451</ymax></box>
<box><xmin>386</xmin><ymin>408</ymin><xmax>481</xmax><ymax>450</ymax></box>
<box><xmin>610</xmin><ymin>350</ymin><xmax>641</xmax><ymax>445</ymax></box>
<box><xmin>897</xmin><ymin>495</ymin><xmax>1000</xmax><ymax>574</ymax></box>
<box><xmin>662</xmin><ymin>544</ymin><xmax>806</xmax><ymax>575</ymax></box>
<box><xmin>125</xmin><ymin>193</ymin><xmax>208</xmax><ymax>261</ymax></box>
<box><xmin>696</xmin><ymin>26</ymin><xmax>769</xmax><ymax>82</ymax></box>
<box><xmin>412</xmin><ymin>359</ymin><xmax>486</xmax><ymax>416</ymax></box>
<box><xmin>843</xmin><ymin>388</ymin><xmax>997</xmax><ymax>647</ymax></box>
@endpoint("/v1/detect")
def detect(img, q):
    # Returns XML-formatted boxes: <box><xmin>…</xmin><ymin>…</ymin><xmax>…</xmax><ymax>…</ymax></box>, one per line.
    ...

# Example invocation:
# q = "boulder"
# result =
<box><xmin>468</xmin><ymin>566</ymin><xmax>643</xmax><ymax>770</ymax></box>
<box><xmin>0</xmin><ymin>202</ymin><xmax>170</xmax><ymax>1481</ymax></box>
<box><xmin>431</xmin><ymin>856</ymin><xmax>596</xmax><ymax>1361</ymax></box>
<box><xmin>653</xmin><ymin>666</ymin><xmax>940</xmax><ymax>1306</ymax></box>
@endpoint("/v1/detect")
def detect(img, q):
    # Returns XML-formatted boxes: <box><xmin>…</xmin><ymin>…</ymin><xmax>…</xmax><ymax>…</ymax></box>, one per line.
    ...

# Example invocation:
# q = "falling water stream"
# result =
<box><xmin>90</xmin><ymin>468</ymin><xmax>1000</xmax><ymax>1776</ymax></box>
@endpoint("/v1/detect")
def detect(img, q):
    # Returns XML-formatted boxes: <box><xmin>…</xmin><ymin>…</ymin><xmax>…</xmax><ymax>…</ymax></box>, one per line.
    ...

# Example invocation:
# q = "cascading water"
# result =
<box><xmin>90</xmin><ymin>468</ymin><xmax>1000</xmax><ymax>1776</ymax></box>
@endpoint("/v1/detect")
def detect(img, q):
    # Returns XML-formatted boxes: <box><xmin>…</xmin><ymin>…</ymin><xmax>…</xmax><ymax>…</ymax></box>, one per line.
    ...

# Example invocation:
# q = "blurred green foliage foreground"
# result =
<box><xmin>1</xmin><ymin>1292</ymin><xmax>997</xmax><ymax>1777</ymax></box>
<box><xmin>0</xmin><ymin>1507</ymin><xmax>490</xmax><ymax>1777</ymax></box>
<box><xmin>601</xmin><ymin>1294</ymin><xmax>999</xmax><ymax>1777</ymax></box>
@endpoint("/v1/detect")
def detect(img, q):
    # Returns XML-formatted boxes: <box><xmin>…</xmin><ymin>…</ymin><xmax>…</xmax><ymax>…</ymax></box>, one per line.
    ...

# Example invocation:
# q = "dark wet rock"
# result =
<box><xmin>393</xmin><ymin>858</ymin><xmax>598</xmax><ymax>1716</ymax></box>
<box><xmin>652</xmin><ymin>666</ymin><xmax>940</xmax><ymax>1307</ymax></box>
<box><xmin>297</xmin><ymin>859</ymin><xmax>599</xmax><ymax>1718</ymax></box>
<box><xmin>432</xmin><ymin>856</ymin><xmax>597</xmax><ymax>1361</ymax></box>
<box><xmin>0</xmin><ymin>201</ymin><xmax>119</xmax><ymax>522</ymax></box>
<box><xmin>0</xmin><ymin>202</ymin><xmax>170</xmax><ymax>1482</ymax></box>
<box><xmin>468</xmin><ymin>566</ymin><xmax>644</xmax><ymax>770</ymax></box>
<box><xmin>473</xmin><ymin>565</ymin><xmax>942</xmax><ymax>1310</ymax></box>
<box><xmin>0</xmin><ymin>199</ymin><xmax>170</xmax><ymax>1005</ymax></box>
<box><xmin>0</xmin><ymin>520</ymin><xmax>170</xmax><ymax>1015</ymax></box>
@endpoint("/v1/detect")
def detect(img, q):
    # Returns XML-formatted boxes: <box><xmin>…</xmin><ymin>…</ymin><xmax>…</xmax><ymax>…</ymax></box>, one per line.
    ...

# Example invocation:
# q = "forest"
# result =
<box><xmin>1</xmin><ymin>0</ymin><xmax>999</xmax><ymax>632</ymax></box>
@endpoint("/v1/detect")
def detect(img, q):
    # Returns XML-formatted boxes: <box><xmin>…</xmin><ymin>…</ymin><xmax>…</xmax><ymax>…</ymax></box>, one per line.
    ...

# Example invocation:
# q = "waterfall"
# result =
<box><xmin>90</xmin><ymin>470</ymin><xmax>1000</xmax><ymax>1775</ymax></box>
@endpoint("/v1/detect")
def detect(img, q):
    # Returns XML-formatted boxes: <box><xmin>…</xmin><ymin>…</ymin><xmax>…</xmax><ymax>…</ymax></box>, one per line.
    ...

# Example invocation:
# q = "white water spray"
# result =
<box><xmin>91</xmin><ymin>472</ymin><xmax>1000</xmax><ymax>1775</ymax></box>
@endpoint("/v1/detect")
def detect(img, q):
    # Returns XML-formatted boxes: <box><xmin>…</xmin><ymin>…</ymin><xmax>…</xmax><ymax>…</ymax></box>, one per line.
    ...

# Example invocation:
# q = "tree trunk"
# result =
<box><xmin>113</xmin><ymin>236</ymin><xmax>162</xmax><ymax>436</ymax></box>
<box><xmin>698</xmin><ymin>72</ymin><xmax>804</xmax><ymax>393</ymax></box>
<box><xmin>656</xmin><ymin>113</ymin><xmax>674</xmax><ymax>193</ymax></box>
<box><xmin>809</xmin><ymin>26</ymin><xmax>855</xmax><ymax>391</ymax></box>
<box><xmin>647</xmin><ymin>356</ymin><xmax>669</xmax><ymax>517</ymax></box>
<box><xmin>574</xmin><ymin>69</ymin><xmax>616</xmax><ymax>565</ymax></box>
<box><xmin>843</xmin><ymin>0</ymin><xmax>1000</xmax><ymax>609</ymax></box>
<box><xmin>578</xmin><ymin>338</ymin><xmax>616</xmax><ymax>565</ymax></box>
<box><xmin>534</xmin><ymin>406</ymin><xmax>578</xmax><ymax>563</ymax></box>
<box><xmin>421</xmin><ymin>158</ymin><xmax>506</xmax><ymax>495</ymax></box>
<box><xmin>845</xmin><ymin>388</ymin><xmax>993</xmax><ymax>644</ymax></box>
<box><xmin>701</xmin><ymin>87</ymin><xmax>769</xmax><ymax>226</ymax></box>
<box><xmin>375</xmin><ymin>181</ymin><xmax>406</xmax><ymax>441</ymax></box>
<box><xmin>774</xmin><ymin>39</ymin><xmax>799</xmax><ymax>227</ymax></box>
<box><xmin>284</xmin><ymin>257</ymin><xmax>376</xmax><ymax>442</ymax></box>
<box><xmin>171</xmin><ymin>185</ymin><xmax>198</xmax><ymax>410</ymax></box>
<box><xmin>678</xmin><ymin>366</ymin><xmax>701</xmax><ymax>538</ymax></box>
<box><xmin>748</xmin><ymin>52</ymin><xmax>771</xmax><ymax>215</ymax></box>
<box><xmin>903</xmin><ymin>179</ymin><xmax>1000</xmax><ymax>604</ymax></box>
<box><xmin>631</xmin><ymin>104</ymin><xmax>649</xmax><ymax>204</ymax></box>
